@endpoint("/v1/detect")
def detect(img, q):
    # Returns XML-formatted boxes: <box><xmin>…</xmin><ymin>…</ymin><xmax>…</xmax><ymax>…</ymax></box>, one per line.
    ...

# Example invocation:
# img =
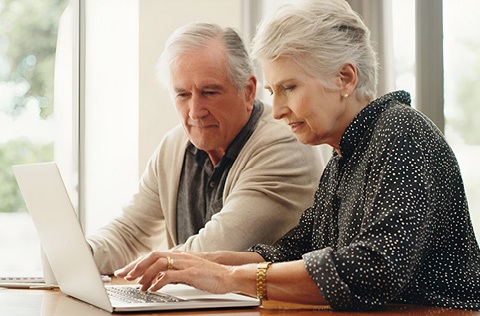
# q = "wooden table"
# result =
<box><xmin>1</xmin><ymin>282</ymin><xmax>479</xmax><ymax>315</ymax></box>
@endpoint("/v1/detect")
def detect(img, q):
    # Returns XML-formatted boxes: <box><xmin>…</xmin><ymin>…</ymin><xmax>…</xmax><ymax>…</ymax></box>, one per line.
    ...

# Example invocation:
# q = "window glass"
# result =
<box><xmin>0</xmin><ymin>0</ymin><xmax>70</xmax><ymax>274</ymax></box>
<box><xmin>443</xmin><ymin>0</ymin><xmax>480</xmax><ymax>237</ymax></box>
<box><xmin>392</xmin><ymin>0</ymin><xmax>480</xmax><ymax>238</ymax></box>
<box><xmin>391</xmin><ymin>0</ymin><xmax>416</xmax><ymax>107</ymax></box>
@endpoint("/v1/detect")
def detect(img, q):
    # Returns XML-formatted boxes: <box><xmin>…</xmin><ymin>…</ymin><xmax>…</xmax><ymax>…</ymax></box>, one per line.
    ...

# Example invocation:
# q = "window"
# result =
<box><xmin>0</xmin><ymin>0</ymin><xmax>75</xmax><ymax>274</ymax></box>
<box><xmin>391</xmin><ymin>0</ymin><xmax>480</xmax><ymax>238</ymax></box>
<box><xmin>443</xmin><ymin>0</ymin><xmax>480</xmax><ymax>236</ymax></box>
<box><xmin>391</xmin><ymin>0</ymin><xmax>416</xmax><ymax>106</ymax></box>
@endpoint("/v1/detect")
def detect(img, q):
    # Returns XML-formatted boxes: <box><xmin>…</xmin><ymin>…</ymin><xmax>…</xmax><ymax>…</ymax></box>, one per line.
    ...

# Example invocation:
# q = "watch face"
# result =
<box><xmin>256</xmin><ymin>262</ymin><xmax>272</xmax><ymax>300</ymax></box>
<box><xmin>258</xmin><ymin>262</ymin><xmax>272</xmax><ymax>269</ymax></box>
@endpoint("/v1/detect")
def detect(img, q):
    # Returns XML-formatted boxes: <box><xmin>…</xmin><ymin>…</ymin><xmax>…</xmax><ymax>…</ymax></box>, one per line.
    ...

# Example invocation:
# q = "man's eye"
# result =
<box><xmin>203</xmin><ymin>91</ymin><xmax>218</xmax><ymax>95</ymax></box>
<box><xmin>176</xmin><ymin>93</ymin><xmax>189</xmax><ymax>98</ymax></box>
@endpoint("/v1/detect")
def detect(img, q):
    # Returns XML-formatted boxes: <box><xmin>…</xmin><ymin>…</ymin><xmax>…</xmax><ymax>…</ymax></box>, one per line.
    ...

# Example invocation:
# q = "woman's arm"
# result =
<box><xmin>195</xmin><ymin>251</ymin><xmax>266</xmax><ymax>265</ymax></box>
<box><xmin>116</xmin><ymin>251</ymin><xmax>327</xmax><ymax>305</ymax></box>
<box><xmin>254</xmin><ymin>259</ymin><xmax>327</xmax><ymax>304</ymax></box>
<box><xmin>114</xmin><ymin>251</ymin><xmax>264</xmax><ymax>279</ymax></box>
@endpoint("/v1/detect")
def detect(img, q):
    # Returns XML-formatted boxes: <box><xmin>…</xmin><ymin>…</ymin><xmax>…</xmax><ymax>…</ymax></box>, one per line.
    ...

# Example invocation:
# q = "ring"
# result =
<box><xmin>166</xmin><ymin>256</ymin><xmax>174</xmax><ymax>270</ymax></box>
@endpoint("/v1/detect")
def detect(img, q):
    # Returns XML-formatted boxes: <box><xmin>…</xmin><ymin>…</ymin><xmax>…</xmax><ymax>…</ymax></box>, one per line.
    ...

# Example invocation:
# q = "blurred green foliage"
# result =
<box><xmin>447</xmin><ymin>42</ymin><xmax>480</xmax><ymax>145</ymax></box>
<box><xmin>0</xmin><ymin>0</ymin><xmax>66</xmax><ymax>212</ymax></box>
<box><xmin>0</xmin><ymin>0</ymin><xmax>67</xmax><ymax>119</ymax></box>
<box><xmin>0</xmin><ymin>139</ymin><xmax>53</xmax><ymax>212</ymax></box>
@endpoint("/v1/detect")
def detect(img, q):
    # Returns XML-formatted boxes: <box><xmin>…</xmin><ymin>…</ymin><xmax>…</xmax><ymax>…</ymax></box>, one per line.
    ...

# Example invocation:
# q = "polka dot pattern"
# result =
<box><xmin>250</xmin><ymin>91</ymin><xmax>480</xmax><ymax>311</ymax></box>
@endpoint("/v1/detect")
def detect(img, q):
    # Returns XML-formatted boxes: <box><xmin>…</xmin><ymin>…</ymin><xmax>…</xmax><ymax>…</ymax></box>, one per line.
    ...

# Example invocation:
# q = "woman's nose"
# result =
<box><xmin>272</xmin><ymin>96</ymin><xmax>288</xmax><ymax>120</ymax></box>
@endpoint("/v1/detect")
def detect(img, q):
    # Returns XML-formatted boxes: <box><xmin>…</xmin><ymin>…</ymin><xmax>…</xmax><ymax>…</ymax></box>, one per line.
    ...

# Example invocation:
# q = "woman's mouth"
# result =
<box><xmin>288</xmin><ymin>121</ymin><xmax>304</xmax><ymax>132</ymax></box>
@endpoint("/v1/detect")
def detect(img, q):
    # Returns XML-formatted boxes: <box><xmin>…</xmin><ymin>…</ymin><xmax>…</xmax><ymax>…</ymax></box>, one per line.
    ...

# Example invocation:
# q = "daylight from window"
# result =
<box><xmin>0</xmin><ymin>0</ymin><xmax>68</xmax><ymax>273</ymax></box>
<box><xmin>392</xmin><ymin>0</ymin><xmax>480</xmax><ymax>238</ymax></box>
<box><xmin>443</xmin><ymin>0</ymin><xmax>480</xmax><ymax>236</ymax></box>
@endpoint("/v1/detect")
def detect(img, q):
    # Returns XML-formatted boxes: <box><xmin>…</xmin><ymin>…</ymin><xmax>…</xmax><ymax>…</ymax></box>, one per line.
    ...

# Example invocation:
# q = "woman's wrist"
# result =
<box><xmin>256</xmin><ymin>261</ymin><xmax>272</xmax><ymax>300</ymax></box>
<box><xmin>228</xmin><ymin>263</ymin><xmax>258</xmax><ymax>297</ymax></box>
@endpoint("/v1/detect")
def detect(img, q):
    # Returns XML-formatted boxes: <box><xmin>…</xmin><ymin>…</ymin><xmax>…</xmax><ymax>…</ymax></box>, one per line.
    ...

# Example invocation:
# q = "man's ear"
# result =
<box><xmin>243</xmin><ymin>75</ymin><xmax>257</xmax><ymax>106</ymax></box>
<box><xmin>339</xmin><ymin>63</ymin><xmax>358</xmax><ymax>96</ymax></box>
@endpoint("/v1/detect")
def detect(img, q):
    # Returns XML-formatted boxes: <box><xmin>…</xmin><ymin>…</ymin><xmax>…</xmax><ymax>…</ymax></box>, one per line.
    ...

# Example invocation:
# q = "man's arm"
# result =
<box><xmin>174</xmin><ymin>118</ymin><xmax>326</xmax><ymax>252</ymax></box>
<box><xmin>86</xmin><ymin>127</ymin><xmax>187</xmax><ymax>275</ymax></box>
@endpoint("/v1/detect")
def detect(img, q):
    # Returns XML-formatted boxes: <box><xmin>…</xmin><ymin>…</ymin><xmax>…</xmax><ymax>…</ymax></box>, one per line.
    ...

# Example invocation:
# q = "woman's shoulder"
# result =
<box><xmin>376</xmin><ymin>101</ymin><xmax>442</xmax><ymax>140</ymax></box>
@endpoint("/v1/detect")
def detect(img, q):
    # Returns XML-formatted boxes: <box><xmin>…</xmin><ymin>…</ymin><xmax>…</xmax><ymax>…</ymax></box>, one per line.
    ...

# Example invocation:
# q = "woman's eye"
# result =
<box><xmin>284</xmin><ymin>85</ymin><xmax>296</xmax><ymax>92</ymax></box>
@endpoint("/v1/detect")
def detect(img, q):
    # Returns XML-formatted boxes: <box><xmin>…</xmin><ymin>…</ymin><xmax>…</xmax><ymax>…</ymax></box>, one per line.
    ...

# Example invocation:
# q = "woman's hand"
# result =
<box><xmin>115</xmin><ymin>251</ymin><xmax>326</xmax><ymax>305</ymax></box>
<box><xmin>114</xmin><ymin>251</ymin><xmax>239</xmax><ymax>293</ymax></box>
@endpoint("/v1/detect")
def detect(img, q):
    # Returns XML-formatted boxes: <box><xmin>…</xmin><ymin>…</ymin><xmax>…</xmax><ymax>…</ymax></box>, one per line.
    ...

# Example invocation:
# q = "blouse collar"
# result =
<box><xmin>337</xmin><ymin>90</ymin><xmax>411</xmax><ymax>160</ymax></box>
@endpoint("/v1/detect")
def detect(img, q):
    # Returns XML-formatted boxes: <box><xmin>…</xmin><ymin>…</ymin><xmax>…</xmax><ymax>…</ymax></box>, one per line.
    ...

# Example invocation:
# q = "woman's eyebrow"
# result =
<box><xmin>264</xmin><ymin>79</ymin><xmax>292</xmax><ymax>91</ymax></box>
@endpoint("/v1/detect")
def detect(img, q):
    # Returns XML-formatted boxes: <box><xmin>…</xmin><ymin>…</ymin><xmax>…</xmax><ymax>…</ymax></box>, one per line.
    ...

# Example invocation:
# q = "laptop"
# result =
<box><xmin>12</xmin><ymin>162</ymin><xmax>260</xmax><ymax>313</ymax></box>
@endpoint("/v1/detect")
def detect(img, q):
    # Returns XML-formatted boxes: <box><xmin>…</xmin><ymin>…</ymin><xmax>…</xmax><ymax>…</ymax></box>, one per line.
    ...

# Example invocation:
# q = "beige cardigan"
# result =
<box><xmin>87</xmin><ymin>105</ymin><xmax>327</xmax><ymax>274</ymax></box>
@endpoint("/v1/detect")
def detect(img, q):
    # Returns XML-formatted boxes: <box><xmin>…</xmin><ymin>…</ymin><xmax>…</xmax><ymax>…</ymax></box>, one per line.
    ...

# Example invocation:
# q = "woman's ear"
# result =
<box><xmin>339</xmin><ymin>63</ymin><xmax>358</xmax><ymax>96</ymax></box>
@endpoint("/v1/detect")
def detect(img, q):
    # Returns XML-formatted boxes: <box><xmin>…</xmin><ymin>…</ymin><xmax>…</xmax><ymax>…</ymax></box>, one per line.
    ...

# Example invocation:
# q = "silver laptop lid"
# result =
<box><xmin>13</xmin><ymin>162</ymin><xmax>260</xmax><ymax>313</ymax></box>
<box><xmin>13</xmin><ymin>162</ymin><xmax>113</xmax><ymax>312</ymax></box>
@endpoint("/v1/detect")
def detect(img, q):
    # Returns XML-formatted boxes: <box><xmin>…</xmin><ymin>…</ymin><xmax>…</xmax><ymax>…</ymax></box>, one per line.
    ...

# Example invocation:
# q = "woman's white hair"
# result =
<box><xmin>157</xmin><ymin>22</ymin><xmax>253</xmax><ymax>93</ymax></box>
<box><xmin>251</xmin><ymin>0</ymin><xmax>378</xmax><ymax>100</ymax></box>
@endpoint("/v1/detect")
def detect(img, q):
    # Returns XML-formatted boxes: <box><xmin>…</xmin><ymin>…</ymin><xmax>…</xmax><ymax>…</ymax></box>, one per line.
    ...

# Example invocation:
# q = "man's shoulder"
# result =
<box><xmin>245</xmin><ymin>103</ymin><xmax>321</xmax><ymax>159</ymax></box>
<box><xmin>254</xmin><ymin>103</ymin><xmax>293</xmax><ymax>139</ymax></box>
<box><xmin>152</xmin><ymin>125</ymin><xmax>189</xmax><ymax>157</ymax></box>
<box><xmin>162</xmin><ymin>125</ymin><xmax>188</xmax><ymax>143</ymax></box>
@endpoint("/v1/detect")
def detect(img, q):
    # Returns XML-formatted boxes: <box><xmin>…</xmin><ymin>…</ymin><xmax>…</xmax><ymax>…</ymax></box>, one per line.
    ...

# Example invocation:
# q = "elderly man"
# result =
<box><xmin>86</xmin><ymin>22</ymin><xmax>327</xmax><ymax>275</ymax></box>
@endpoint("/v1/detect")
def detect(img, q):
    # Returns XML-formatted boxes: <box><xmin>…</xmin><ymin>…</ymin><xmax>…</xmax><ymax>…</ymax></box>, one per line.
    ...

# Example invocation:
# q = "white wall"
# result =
<box><xmin>138</xmin><ymin>0</ymin><xmax>242</xmax><ymax>172</ymax></box>
<box><xmin>83</xmin><ymin>0</ymin><xmax>242</xmax><ymax>233</ymax></box>
<box><xmin>83</xmin><ymin>0</ymin><xmax>139</xmax><ymax>233</ymax></box>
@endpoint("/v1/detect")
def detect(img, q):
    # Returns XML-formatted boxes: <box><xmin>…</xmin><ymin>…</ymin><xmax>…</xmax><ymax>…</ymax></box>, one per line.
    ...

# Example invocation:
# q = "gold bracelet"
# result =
<box><xmin>256</xmin><ymin>261</ymin><xmax>272</xmax><ymax>300</ymax></box>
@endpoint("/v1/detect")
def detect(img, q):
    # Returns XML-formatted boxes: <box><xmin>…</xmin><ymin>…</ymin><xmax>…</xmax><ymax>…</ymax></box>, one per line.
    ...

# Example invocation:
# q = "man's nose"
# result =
<box><xmin>189</xmin><ymin>93</ymin><xmax>209</xmax><ymax>119</ymax></box>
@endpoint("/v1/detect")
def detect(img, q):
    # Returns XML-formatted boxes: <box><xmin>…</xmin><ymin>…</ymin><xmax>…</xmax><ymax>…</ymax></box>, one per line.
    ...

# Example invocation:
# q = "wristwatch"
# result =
<box><xmin>256</xmin><ymin>261</ymin><xmax>272</xmax><ymax>300</ymax></box>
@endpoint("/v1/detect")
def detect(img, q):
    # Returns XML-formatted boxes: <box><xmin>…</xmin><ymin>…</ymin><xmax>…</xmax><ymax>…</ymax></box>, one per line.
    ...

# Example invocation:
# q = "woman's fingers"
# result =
<box><xmin>115</xmin><ymin>252</ymin><xmax>232</xmax><ymax>294</ymax></box>
<box><xmin>114</xmin><ymin>255</ymin><xmax>144</xmax><ymax>277</ymax></box>
<box><xmin>136</xmin><ymin>256</ymin><xmax>172</xmax><ymax>291</ymax></box>
<box><xmin>149</xmin><ymin>270</ymin><xmax>178</xmax><ymax>292</ymax></box>
<box><xmin>147</xmin><ymin>254</ymin><xmax>232</xmax><ymax>294</ymax></box>
<box><xmin>115</xmin><ymin>252</ymin><xmax>169</xmax><ymax>280</ymax></box>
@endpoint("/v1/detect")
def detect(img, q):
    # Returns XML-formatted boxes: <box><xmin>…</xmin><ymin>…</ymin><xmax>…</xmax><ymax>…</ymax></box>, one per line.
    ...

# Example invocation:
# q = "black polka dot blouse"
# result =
<box><xmin>250</xmin><ymin>91</ymin><xmax>480</xmax><ymax>311</ymax></box>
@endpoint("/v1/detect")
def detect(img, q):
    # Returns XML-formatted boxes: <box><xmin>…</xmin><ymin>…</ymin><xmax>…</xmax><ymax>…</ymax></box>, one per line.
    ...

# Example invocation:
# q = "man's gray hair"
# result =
<box><xmin>157</xmin><ymin>22</ymin><xmax>254</xmax><ymax>92</ymax></box>
<box><xmin>251</xmin><ymin>0</ymin><xmax>378</xmax><ymax>100</ymax></box>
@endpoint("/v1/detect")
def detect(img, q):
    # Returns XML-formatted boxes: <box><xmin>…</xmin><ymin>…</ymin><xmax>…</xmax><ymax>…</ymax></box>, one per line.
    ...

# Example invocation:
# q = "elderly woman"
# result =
<box><xmin>115</xmin><ymin>0</ymin><xmax>480</xmax><ymax>311</ymax></box>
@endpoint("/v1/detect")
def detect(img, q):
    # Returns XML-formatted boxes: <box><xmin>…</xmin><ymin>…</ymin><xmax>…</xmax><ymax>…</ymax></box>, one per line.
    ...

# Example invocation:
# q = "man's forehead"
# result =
<box><xmin>173</xmin><ymin>83</ymin><xmax>226</xmax><ymax>92</ymax></box>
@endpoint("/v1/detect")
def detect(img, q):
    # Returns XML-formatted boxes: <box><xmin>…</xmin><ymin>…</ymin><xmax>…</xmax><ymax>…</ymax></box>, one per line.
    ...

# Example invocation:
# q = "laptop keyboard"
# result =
<box><xmin>107</xmin><ymin>286</ymin><xmax>184</xmax><ymax>304</ymax></box>
<box><xmin>0</xmin><ymin>276</ymin><xmax>44</xmax><ymax>283</ymax></box>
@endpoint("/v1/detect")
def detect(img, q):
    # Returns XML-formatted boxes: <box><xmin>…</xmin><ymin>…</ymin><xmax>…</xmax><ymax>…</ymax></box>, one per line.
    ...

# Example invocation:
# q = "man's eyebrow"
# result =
<box><xmin>202</xmin><ymin>84</ymin><xmax>225</xmax><ymax>91</ymax></box>
<box><xmin>173</xmin><ymin>87</ymin><xmax>186</xmax><ymax>93</ymax></box>
<box><xmin>173</xmin><ymin>84</ymin><xmax>225</xmax><ymax>93</ymax></box>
